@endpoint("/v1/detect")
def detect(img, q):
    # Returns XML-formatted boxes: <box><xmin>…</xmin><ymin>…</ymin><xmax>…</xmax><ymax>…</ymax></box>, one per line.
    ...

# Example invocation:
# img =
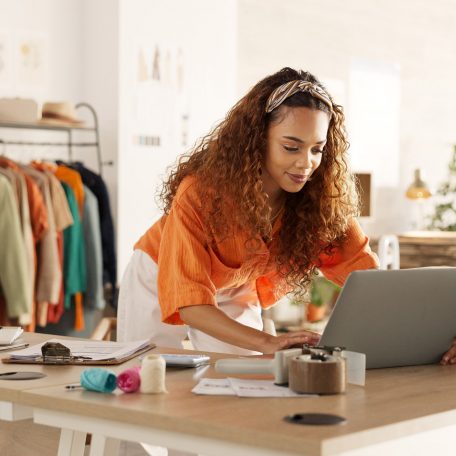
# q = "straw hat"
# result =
<box><xmin>39</xmin><ymin>102</ymin><xmax>84</xmax><ymax>126</ymax></box>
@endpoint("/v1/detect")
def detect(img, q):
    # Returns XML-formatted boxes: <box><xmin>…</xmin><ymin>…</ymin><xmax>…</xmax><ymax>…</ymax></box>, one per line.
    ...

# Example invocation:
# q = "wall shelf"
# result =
<box><xmin>0</xmin><ymin>102</ymin><xmax>112</xmax><ymax>175</ymax></box>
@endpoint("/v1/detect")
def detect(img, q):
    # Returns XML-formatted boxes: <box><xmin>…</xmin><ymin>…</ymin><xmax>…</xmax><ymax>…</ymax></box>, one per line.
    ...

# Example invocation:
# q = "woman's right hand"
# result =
<box><xmin>262</xmin><ymin>330</ymin><xmax>321</xmax><ymax>354</ymax></box>
<box><xmin>180</xmin><ymin>304</ymin><xmax>321</xmax><ymax>354</ymax></box>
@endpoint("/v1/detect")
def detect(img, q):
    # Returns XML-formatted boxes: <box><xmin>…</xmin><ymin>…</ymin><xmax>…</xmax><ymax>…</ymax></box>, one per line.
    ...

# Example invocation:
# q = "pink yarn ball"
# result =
<box><xmin>117</xmin><ymin>366</ymin><xmax>141</xmax><ymax>393</ymax></box>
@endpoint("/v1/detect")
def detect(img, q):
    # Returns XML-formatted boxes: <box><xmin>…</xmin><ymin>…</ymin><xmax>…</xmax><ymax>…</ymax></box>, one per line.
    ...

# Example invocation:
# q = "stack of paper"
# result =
<box><xmin>0</xmin><ymin>327</ymin><xmax>23</xmax><ymax>345</ymax></box>
<box><xmin>7</xmin><ymin>338</ymin><xmax>152</xmax><ymax>362</ymax></box>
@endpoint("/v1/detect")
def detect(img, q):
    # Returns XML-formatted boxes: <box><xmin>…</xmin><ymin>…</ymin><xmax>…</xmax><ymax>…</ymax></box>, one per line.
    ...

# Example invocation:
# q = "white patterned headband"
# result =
<box><xmin>265</xmin><ymin>80</ymin><xmax>333</xmax><ymax>115</ymax></box>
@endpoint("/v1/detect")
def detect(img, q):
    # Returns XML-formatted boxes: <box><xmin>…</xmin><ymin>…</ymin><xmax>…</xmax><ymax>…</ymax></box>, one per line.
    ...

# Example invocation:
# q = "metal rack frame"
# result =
<box><xmin>0</xmin><ymin>102</ymin><xmax>111</xmax><ymax>175</ymax></box>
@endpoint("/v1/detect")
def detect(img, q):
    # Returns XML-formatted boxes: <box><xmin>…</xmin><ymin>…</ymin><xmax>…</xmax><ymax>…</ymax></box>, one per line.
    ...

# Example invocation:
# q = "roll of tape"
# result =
<box><xmin>288</xmin><ymin>354</ymin><xmax>346</xmax><ymax>394</ymax></box>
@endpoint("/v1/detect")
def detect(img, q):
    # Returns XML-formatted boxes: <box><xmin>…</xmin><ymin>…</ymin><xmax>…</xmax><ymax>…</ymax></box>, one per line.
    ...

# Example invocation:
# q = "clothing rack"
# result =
<box><xmin>0</xmin><ymin>102</ymin><xmax>113</xmax><ymax>176</ymax></box>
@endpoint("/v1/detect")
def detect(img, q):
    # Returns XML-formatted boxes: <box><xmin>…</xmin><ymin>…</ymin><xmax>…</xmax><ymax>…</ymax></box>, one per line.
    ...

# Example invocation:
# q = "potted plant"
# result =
<box><xmin>306</xmin><ymin>273</ymin><xmax>341</xmax><ymax>322</ymax></box>
<box><xmin>428</xmin><ymin>144</ymin><xmax>456</xmax><ymax>230</ymax></box>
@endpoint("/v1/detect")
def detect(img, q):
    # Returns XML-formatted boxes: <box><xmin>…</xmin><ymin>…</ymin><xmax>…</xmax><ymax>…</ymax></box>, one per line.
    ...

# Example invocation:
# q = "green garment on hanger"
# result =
<box><xmin>62</xmin><ymin>182</ymin><xmax>87</xmax><ymax>309</ymax></box>
<box><xmin>0</xmin><ymin>174</ymin><xmax>31</xmax><ymax>317</ymax></box>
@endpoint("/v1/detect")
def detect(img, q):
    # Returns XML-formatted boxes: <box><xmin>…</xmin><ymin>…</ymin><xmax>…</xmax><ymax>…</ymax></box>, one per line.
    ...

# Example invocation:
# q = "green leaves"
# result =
<box><xmin>310</xmin><ymin>276</ymin><xmax>340</xmax><ymax>307</ymax></box>
<box><xmin>428</xmin><ymin>145</ymin><xmax>456</xmax><ymax>231</ymax></box>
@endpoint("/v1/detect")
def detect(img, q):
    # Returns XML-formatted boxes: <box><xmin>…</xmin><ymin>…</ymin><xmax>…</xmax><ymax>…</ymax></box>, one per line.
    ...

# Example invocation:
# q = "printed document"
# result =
<box><xmin>192</xmin><ymin>378</ymin><xmax>315</xmax><ymax>398</ymax></box>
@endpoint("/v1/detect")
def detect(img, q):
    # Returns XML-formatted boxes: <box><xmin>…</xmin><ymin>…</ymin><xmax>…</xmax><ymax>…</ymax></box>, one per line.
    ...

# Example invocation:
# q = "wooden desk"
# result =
<box><xmin>0</xmin><ymin>332</ymin><xmax>97</xmax><ymax>455</ymax></box>
<box><xmin>3</xmin><ymin>334</ymin><xmax>456</xmax><ymax>455</ymax></box>
<box><xmin>14</xmin><ymin>349</ymin><xmax>456</xmax><ymax>455</ymax></box>
<box><xmin>0</xmin><ymin>332</ymin><xmax>156</xmax><ymax>455</ymax></box>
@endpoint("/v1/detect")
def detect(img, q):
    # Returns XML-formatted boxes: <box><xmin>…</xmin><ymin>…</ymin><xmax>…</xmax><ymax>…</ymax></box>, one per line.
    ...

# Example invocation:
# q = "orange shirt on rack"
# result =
<box><xmin>54</xmin><ymin>165</ymin><xmax>86</xmax><ymax>331</ymax></box>
<box><xmin>54</xmin><ymin>165</ymin><xmax>85</xmax><ymax>217</ymax></box>
<box><xmin>0</xmin><ymin>158</ymin><xmax>48</xmax><ymax>242</ymax></box>
<box><xmin>135</xmin><ymin>176</ymin><xmax>379</xmax><ymax>325</ymax></box>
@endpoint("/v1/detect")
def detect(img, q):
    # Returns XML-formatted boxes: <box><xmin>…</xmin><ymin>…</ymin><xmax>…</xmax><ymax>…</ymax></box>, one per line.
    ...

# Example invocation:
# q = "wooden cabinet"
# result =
<box><xmin>397</xmin><ymin>231</ymin><xmax>456</xmax><ymax>268</ymax></box>
<box><xmin>371</xmin><ymin>231</ymin><xmax>456</xmax><ymax>268</ymax></box>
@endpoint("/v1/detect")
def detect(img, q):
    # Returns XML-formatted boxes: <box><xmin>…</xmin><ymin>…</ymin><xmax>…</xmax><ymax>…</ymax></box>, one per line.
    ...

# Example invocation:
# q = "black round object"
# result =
<box><xmin>0</xmin><ymin>371</ymin><xmax>46</xmax><ymax>380</ymax></box>
<box><xmin>284</xmin><ymin>413</ymin><xmax>346</xmax><ymax>426</ymax></box>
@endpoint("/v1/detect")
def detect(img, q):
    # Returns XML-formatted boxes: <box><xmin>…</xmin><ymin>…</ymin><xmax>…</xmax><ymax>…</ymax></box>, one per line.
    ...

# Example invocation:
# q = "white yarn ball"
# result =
<box><xmin>140</xmin><ymin>354</ymin><xmax>167</xmax><ymax>394</ymax></box>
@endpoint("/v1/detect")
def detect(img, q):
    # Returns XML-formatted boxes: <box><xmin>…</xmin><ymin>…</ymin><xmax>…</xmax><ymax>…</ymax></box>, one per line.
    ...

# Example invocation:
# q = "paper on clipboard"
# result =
<box><xmin>3</xmin><ymin>338</ymin><xmax>154</xmax><ymax>364</ymax></box>
<box><xmin>0</xmin><ymin>326</ymin><xmax>23</xmax><ymax>345</ymax></box>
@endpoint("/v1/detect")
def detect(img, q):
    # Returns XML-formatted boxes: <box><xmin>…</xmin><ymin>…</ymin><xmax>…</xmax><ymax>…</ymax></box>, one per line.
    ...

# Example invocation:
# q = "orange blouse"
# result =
<box><xmin>135</xmin><ymin>176</ymin><xmax>379</xmax><ymax>325</ymax></box>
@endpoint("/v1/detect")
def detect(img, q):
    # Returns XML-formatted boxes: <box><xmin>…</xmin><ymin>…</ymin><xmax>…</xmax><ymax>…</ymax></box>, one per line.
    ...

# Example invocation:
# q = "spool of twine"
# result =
<box><xmin>140</xmin><ymin>354</ymin><xmax>167</xmax><ymax>394</ymax></box>
<box><xmin>288</xmin><ymin>354</ymin><xmax>346</xmax><ymax>394</ymax></box>
<box><xmin>117</xmin><ymin>366</ymin><xmax>141</xmax><ymax>393</ymax></box>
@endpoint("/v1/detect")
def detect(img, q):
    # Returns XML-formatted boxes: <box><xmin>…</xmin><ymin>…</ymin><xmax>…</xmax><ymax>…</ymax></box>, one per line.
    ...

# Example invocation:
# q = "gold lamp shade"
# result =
<box><xmin>406</xmin><ymin>169</ymin><xmax>431</xmax><ymax>200</ymax></box>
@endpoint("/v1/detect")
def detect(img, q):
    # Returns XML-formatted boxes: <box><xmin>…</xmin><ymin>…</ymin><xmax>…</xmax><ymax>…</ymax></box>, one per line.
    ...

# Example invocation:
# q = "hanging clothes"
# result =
<box><xmin>55</xmin><ymin>164</ymin><xmax>87</xmax><ymax>330</ymax></box>
<box><xmin>23</xmin><ymin>166</ymin><xmax>62</xmax><ymax>328</ymax></box>
<box><xmin>82</xmin><ymin>185</ymin><xmax>105</xmax><ymax>310</ymax></box>
<box><xmin>0</xmin><ymin>156</ymin><xmax>110</xmax><ymax>333</ymax></box>
<box><xmin>0</xmin><ymin>174</ymin><xmax>31</xmax><ymax>320</ymax></box>
<box><xmin>29</xmin><ymin>162</ymin><xmax>75</xmax><ymax>327</ymax></box>
<box><xmin>0</xmin><ymin>167</ymin><xmax>19</xmax><ymax>207</ymax></box>
<box><xmin>61</xmin><ymin>182</ymin><xmax>86</xmax><ymax>331</ymax></box>
<box><xmin>46</xmin><ymin>231</ymin><xmax>65</xmax><ymax>325</ymax></box>
<box><xmin>55</xmin><ymin>165</ymin><xmax>85</xmax><ymax>217</ymax></box>
<box><xmin>0</xmin><ymin>157</ymin><xmax>48</xmax><ymax>330</ymax></box>
<box><xmin>32</xmin><ymin>163</ymin><xmax>74</xmax><ymax>232</ymax></box>
<box><xmin>70</xmin><ymin>162</ymin><xmax>116</xmax><ymax>301</ymax></box>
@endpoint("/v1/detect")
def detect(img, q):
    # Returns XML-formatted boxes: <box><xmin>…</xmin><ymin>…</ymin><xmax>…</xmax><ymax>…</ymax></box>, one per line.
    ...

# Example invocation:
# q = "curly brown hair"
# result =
<box><xmin>160</xmin><ymin>67</ymin><xmax>359</xmax><ymax>295</ymax></box>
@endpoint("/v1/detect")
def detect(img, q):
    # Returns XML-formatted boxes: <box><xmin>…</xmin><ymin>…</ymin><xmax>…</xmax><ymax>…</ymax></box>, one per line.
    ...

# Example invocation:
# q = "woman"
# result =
<box><xmin>117</xmin><ymin>67</ymin><xmax>379</xmax><ymax>355</ymax></box>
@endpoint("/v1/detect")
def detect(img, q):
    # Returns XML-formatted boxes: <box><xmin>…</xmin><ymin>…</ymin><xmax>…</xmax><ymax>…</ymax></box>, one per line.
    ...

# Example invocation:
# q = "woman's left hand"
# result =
<box><xmin>440</xmin><ymin>337</ymin><xmax>456</xmax><ymax>365</ymax></box>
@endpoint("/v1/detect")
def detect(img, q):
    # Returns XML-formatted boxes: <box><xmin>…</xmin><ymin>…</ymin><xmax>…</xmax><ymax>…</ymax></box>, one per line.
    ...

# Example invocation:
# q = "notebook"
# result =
<box><xmin>0</xmin><ymin>327</ymin><xmax>23</xmax><ymax>345</ymax></box>
<box><xmin>319</xmin><ymin>267</ymin><xmax>456</xmax><ymax>368</ymax></box>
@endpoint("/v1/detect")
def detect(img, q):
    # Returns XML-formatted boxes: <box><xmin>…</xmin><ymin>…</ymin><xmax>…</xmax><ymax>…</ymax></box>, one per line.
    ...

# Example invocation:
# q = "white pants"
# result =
<box><xmin>117</xmin><ymin>250</ymin><xmax>264</xmax><ymax>355</ymax></box>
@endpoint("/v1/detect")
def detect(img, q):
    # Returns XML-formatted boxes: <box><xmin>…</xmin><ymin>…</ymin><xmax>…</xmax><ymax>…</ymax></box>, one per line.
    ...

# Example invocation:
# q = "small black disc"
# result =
<box><xmin>284</xmin><ymin>413</ymin><xmax>346</xmax><ymax>425</ymax></box>
<box><xmin>0</xmin><ymin>371</ymin><xmax>46</xmax><ymax>380</ymax></box>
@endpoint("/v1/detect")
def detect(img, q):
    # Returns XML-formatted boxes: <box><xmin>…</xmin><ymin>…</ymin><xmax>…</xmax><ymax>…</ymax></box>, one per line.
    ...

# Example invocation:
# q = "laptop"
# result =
<box><xmin>319</xmin><ymin>267</ymin><xmax>456</xmax><ymax>368</ymax></box>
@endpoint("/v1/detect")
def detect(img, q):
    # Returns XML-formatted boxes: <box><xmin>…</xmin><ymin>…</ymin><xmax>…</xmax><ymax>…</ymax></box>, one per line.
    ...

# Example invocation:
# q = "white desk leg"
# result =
<box><xmin>0</xmin><ymin>401</ymin><xmax>32</xmax><ymax>420</ymax></box>
<box><xmin>57</xmin><ymin>428</ymin><xmax>87</xmax><ymax>456</ymax></box>
<box><xmin>89</xmin><ymin>435</ymin><xmax>120</xmax><ymax>456</ymax></box>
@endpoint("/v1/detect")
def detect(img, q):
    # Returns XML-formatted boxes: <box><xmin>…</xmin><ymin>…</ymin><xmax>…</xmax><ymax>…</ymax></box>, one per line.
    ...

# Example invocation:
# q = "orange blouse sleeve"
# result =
<box><xmin>318</xmin><ymin>218</ymin><xmax>379</xmax><ymax>286</ymax></box>
<box><xmin>156</xmin><ymin>185</ymin><xmax>216</xmax><ymax>325</ymax></box>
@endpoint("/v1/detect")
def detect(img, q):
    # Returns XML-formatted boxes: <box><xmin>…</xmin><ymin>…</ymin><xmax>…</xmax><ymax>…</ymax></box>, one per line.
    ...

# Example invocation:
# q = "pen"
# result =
<box><xmin>0</xmin><ymin>343</ymin><xmax>29</xmax><ymax>352</ymax></box>
<box><xmin>65</xmin><ymin>383</ymin><xmax>83</xmax><ymax>390</ymax></box>
<box><xmin>10</xmin><ymin>343</ymin><xmax>29</xmax><ymax>350</ymax></box>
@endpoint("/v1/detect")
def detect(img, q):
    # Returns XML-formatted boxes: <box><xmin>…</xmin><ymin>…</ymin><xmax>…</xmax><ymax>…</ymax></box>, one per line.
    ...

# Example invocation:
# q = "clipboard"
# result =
<box><xmin>1</xmin><ymin>340</ymin><xmax>156</xmax><ymax>366</ymax></box>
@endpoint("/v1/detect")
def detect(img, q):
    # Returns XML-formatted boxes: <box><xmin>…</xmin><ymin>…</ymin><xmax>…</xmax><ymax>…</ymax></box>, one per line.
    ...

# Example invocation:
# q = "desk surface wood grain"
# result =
<box><xmin>9</xmin><ymin>336</ymin><xmax>456</xmax><ymax>456</ymax></box>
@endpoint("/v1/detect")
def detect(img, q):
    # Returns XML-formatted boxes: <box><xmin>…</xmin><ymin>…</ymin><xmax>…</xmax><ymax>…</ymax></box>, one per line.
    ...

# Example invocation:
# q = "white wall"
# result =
<box><xmin>0</xmin><ymin>0</ymin><xmax>82</xmax><ymax>100</ymax></box>
<box><xmin>117</xmin><ymin>0</ymin><xmax>238</xmax><ymax>275</ymax></box>
<box><xmin>236</xmin><ymin>0</ymin><xmax>456</xmax><ymax>238</ymax></box>
<box><xmin>0</xmin><ymin>0</ymin><xmax>239</xmax><ymax>280</ymax></box>
<box><xmin>0</xmin><ymin>0</ymin><xmax>84</xmax><ymax>161</ymax></box>
<box><xmin>4</xmin><ymin>0</ymin><xmax>456</xmax><ymax>279</ymax></box>
<box><xmin>80</xmin><ymin>0</ymin><xmax>119</xmax><ymax>224</ymax></box>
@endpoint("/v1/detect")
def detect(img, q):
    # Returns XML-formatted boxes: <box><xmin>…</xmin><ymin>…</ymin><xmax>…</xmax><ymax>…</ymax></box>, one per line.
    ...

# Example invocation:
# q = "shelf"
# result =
<box><xmin>0</xmin><ymin>120</ymin><xmax>95</xmax><ymax>132</ymax></box>
<box><xmin>0</xmin><ymin>102</ymin><xmax>106</xmax><ymax>174</ymax></box>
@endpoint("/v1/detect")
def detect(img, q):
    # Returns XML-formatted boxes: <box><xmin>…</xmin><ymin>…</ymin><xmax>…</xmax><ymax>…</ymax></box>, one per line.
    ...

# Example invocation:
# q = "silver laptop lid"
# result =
<box><xmin>319</xmin><ymin>268</ymin><xmax>456</xmax><ymax>369</ymax></box>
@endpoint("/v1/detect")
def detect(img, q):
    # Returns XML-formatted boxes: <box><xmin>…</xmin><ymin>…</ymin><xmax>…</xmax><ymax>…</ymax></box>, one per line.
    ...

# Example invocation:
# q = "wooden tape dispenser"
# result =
<box><xmin>215</xmin><ymin>345</ymin><xmax>366</xmax><ymax>394</ymax></box>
